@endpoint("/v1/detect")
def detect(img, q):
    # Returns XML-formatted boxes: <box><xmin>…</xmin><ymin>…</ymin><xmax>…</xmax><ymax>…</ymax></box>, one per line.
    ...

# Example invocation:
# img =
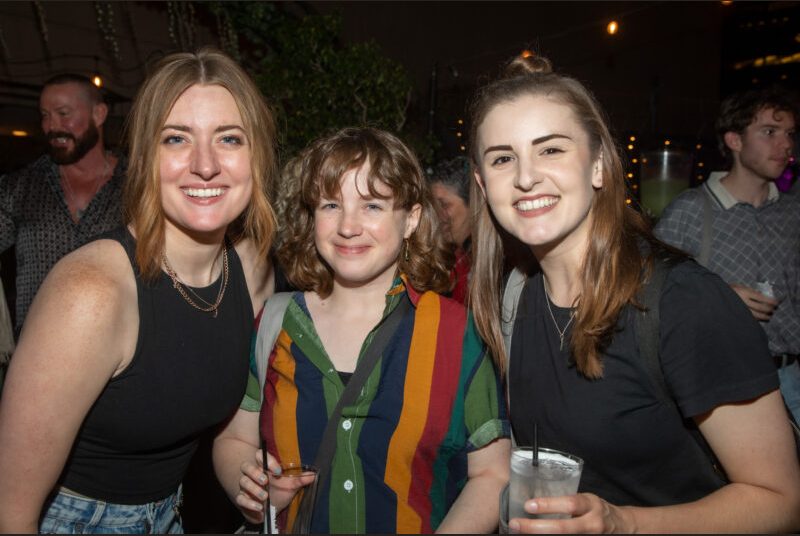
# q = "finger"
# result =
<box><xmin>264</xmin><ymin>452</ymin><xmax>283</xmax><ymax>475</ymax></box>
<box><xmin>241</xmin><ymin>461</ymin><xmax>268</xmax><ymax>487</ymax></box>
<box><xmin>239</xmin><ymin>474</ymin><xmax>269</xmax><ymax>503</ymax></box>
<box><xmin>235</xmin><ymin>489</ymin><xmax>265</xmax><ymax>515</ymax></box>
<box><xmin>511</xmin><ymin>517</ymin><xmax>571</xmax><ymax>534</ymax></box>
<box><xmin>526</xmin><ymin>495</ymin><xmax>584</xmax><ymax>517</ymax></box>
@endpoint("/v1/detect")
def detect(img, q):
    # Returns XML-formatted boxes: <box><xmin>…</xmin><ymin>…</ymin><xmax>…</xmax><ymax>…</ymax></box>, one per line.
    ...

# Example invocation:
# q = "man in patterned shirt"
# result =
<box><xmin>0</xmin><ymin>74</ymin><xmax>126</xmax><ymax>335</ymax></box>
<box><xmin>655</xmin><ymin>87</ymin><xmax>799</xmax><ymax>422</ymax></box>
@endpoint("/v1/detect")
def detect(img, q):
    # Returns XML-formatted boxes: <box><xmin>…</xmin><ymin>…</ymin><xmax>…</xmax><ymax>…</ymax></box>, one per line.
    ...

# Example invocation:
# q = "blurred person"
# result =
<box><xmin>213</xmin><ymin>127</ymin><xmax>510</xmax><ymax>534</ymax></box>
<box><xmin>469</xmin><ymin>55</ymin><xmax>800</xmax><ymax>532</ymax></box>
<box><xmin>0</xmin><ymin>48</ymin><xmax>277</xmax><ymax>533</ymax></box>
<box><xmin>428</xmin><ymin>156</ymin><xmax>472</xmax><ymax>303</ymax></box>
<box><xmin>0</xmin><ymin>74</ymin><xmax>126</xmax><ymax>335</ymax></box>
<box><xmin>656</xmin><ymin>88</ymin><xmax>800</xmax><ymax>424</ymax></box>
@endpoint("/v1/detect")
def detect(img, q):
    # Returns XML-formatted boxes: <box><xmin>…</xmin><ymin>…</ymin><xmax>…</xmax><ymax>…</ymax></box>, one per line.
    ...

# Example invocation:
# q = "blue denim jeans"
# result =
<box><xmin>778</xmin><ymin>360</ymin><xmax>800</xmax><ymax>425</ymax></box>
<box><xmin>39</xmin><ymin>486</ymin><xmax>183</xmax><ymax>534</ymax></box>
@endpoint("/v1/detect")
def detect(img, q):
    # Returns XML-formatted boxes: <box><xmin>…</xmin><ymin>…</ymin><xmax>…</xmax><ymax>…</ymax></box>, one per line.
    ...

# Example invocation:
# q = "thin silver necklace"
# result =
<box><xmin>60</xmin><ymin>152</ymin><xmax>111</xmax><ymax>221</ymax></box>
<box><xmin>542</xmin><ymin>276</ymin><xmax>575</xmax><ymax>351</ymax></box>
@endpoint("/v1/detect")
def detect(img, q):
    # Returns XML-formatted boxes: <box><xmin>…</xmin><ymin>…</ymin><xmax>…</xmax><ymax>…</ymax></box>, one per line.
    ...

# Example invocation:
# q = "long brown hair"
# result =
<box><xmin>469</xmin><ymin>55</ymin><xmax>667</xmax><ymax>378</ymax></box>
<box><xmin>124</xmin><ymin>48</ymin><xmax>276</xmax><ymax>280</ymax></box>
<box><xmin>278</xmin><ymin>127</ymin><xmax>452</xmax><ymax>297</ymax></box>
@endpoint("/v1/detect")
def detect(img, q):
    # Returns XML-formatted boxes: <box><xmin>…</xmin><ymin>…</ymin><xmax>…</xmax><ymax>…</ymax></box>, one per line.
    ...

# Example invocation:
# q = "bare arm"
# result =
<box><xmin>213</xmin><ymin>408</ymin><xmax>266</xmax><ymax>523</ymax></box>
<box><xmin>512</xmin><ymin>390</ymin><xmax>800</xmax><ymax>533</ymax></box>
<box><xmin>436</xmin><ymin>438</ymin><xmax>511</xmax><ymax>534</ymax></box>
<box><xmin>0</xmin><ymin>242</ymin><xmax>137</xmax><ymax>532</ymax></box>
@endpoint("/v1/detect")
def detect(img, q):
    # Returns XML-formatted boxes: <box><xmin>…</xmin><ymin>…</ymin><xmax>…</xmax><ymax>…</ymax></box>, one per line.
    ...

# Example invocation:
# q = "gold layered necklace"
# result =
<box><xmin>542</xmin><ymin>276</ymin><xmax>575</xmax><ymax>351</ymax></box>
<box><xmin>162</xmin><ymin>244</ymin><xmax>229</xmax><ymax>318</ymax></box>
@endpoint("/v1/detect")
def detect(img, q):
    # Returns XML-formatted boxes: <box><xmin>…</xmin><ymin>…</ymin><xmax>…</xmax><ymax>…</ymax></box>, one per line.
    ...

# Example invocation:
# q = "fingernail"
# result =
<box><xmin>526</xmin><ymin>499</ymin><xmax>539</xmax><ymax>513</ymax></box>
<box><xmin>273</xmin><ymin>467</ymin><xmax>283</xmax><ymax>477</ymax></box>
<box><xmin>509</xmin><ymin>520</ymin><xmax>520</xmax><ymax>533</ymax></box>
<box><xmin>259</xmin><ymin>474</ymin><xmax>267</xmax><ymax>484</ymax></box>
<box><xmin>259</xmin><ymin>490</ymin><xmax>267</xmax><ymax>499</ymax></box>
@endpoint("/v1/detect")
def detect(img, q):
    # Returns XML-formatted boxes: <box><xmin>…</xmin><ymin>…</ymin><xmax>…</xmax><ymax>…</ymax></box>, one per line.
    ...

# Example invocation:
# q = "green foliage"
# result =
<box><xmin>206</xmin><ymin>3</ymin><xmax>413</xmax><ymax>160</ymax></box>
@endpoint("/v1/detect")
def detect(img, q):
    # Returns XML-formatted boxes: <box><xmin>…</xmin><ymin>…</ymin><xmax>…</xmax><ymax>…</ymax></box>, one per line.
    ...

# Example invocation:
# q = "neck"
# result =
<box><xmin>720</xmin><ymin>164</ymin><xmax>772</xmax><ymax>207</ymax></box>
<box><xmin>535</xmin><ymin>240</ymin><xmax>585</xmax><ymax>308</ymax></box>
<box><xmin>163</xmin><ymin>224</ymin><xmax>226</xmax><ymax>287</ymax></box>
<box><xmin>325</xmin><ymin>268</ymin><xmax>397</xmax><ymax>313</ymax></box>
<box><xmin>59</xmin><ymin>142</ymin><xmax>108</xmax><ymax>178</ymax></box>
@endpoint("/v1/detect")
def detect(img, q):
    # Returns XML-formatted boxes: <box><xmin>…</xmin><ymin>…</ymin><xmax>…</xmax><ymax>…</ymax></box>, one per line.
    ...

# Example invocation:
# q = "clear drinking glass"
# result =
<box><xmin>500</xmin><ymin>446</ymin><xmax>584</xmax><ymax>530</ymax></box>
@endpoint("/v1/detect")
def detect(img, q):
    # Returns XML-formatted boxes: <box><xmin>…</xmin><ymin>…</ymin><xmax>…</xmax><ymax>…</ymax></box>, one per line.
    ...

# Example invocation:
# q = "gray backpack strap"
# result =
<box><xmin>255</xmin><ymin>292</ymin><xmax>293</xmax><ymax>390</ymax></box>
<box><xmin>698</xmin><ymin>184</ymin><xmax>714</xmax><ymax>268</ymax></box>
<box><xmin>501</xmin><ymin>267</ymin><xmax>527</xmax><ymax>446</ymax></box>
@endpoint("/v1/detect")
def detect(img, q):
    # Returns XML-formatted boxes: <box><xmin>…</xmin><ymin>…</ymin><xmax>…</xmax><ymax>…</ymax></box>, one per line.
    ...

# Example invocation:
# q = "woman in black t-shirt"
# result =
<box><xmin>468</xmin><ymin>55</ymin><xmax>800</xmax><ymax>532</ymax></box>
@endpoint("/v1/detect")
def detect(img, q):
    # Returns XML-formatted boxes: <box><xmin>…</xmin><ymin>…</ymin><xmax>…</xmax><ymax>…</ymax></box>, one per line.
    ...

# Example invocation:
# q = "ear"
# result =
<box><xmin>404</xmin><ymin>203</ymin><xmax>422</xmax><ymax>238</ymax></box>
<box><xmin>92</xmin><ymin>102</ymin><xmax>108</xmax><ymax>128</ymax></box>
<box><xmin>724</xmin><ymin>131</ymin><xmax>742</xmax><ymax>153</ymax></box>
<box><xmin>591</xmin><ymin>152</ymin><xmax>603</xmax><ymax>189</ymax></box>
<box><xmin>473</xmin><ymin>168</ymin><xmax>488</xmax><ymax>198</ymax></box>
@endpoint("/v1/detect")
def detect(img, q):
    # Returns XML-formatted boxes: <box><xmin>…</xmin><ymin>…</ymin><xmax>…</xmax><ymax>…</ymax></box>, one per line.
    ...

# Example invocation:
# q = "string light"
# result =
<box><xmin>457</xmin><ymin>119</ymin><xmax>464</xmax><ymax>125</ymax></box>
<box><xmin>607</xmin><ymin>21</ymin><xmax>619</xmax><ymax>35</ymax></box>
<box><xmin>11</xmin><ymin>130</ymin><xmax>28</xmax><ymax>137</ymax></box>
<box><xmin>629</xmin><ymin>135</ymin><xmax>636</xmax><ymax>142</ymax></box>
<box><xmin>696</xmin><ymin>144</ymin><xmax>702</xmax><ymax>150</ymax></box>
<box><xmin>627</xmin><ymin>144</ymin><xmax>634</xmax><ymax>150</ymax></box>
<box><xmin>664</xmin><ymin>140</ymin><xmax>671</xmax><ymax>146</ymax></box>
<box><xmin>92</xmin><ymin>75</ymin><xmax>103</xmax><ymax>88</ymax></box>
<box><xmin>632</xmin><ymin>158</ymin><xmax>638</xmax><ymax>163</ymax></box>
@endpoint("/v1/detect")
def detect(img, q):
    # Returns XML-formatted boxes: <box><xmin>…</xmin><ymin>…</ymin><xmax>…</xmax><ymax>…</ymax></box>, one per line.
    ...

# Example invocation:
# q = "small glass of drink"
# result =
<box><xmin>500</xmin><ymin>446</ymin><xmax>583</xmax><ymax>530</ymax></box>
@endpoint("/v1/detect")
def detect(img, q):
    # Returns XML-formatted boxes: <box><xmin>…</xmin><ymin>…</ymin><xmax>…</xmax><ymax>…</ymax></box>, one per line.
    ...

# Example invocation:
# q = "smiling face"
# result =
<box><xmin>431</xmin><ymin>182</ymin><xmax>470</xmax><ymax>247</ymax></box>
<box><xmin>729</xmin><ymin>107</ymin><xmax>795</xmax><ymax>182</ymax></box>
<box><xmin>474</xmin><ymin>94</ymin><xmax>602</xmax><ymax>258</ymax></box>
<box><xmin>158</xmin><ymin>84</ymin><xmax>253</xmax><ymax>241</ymax></box>
<box><xmin>314</xmin><ymin>162</ymin><xmax>421</xmax><ymax>291</ymax></box>
<box><xmin>40</xmin><ymin>82</ymin><xmax>105</xmax><ymax>165</ymax></box>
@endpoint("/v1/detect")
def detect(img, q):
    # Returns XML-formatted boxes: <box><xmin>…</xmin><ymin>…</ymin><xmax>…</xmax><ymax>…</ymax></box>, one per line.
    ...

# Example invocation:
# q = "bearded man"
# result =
<box><xmin>0</xmin><ymin>74</ymin><xmax>126</xmax><ymax>334</ymax></box>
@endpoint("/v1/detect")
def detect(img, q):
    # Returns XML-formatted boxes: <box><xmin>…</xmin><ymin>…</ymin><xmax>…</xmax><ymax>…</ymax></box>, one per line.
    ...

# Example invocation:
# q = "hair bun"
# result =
<box><xmin>502</xmin><ymin>54</ymin><xmax>553</xmax><ymax>78</ymax></box>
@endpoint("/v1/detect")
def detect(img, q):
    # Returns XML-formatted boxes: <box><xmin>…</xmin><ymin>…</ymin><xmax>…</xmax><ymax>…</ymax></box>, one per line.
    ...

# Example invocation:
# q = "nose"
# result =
<box><xmin>777</xmin><ymin>133</ymin><xmax>793</xmax><ymax>154</ymax></box>
<box><xmin>337</xmin><ymin>208</ymin><xmax>363</xmax><ymax>238</ymax></box>
<box><xmin>190</xmin><ymin>140</ymin><xmax>221</xmax><ymax>181</ymax></box>
<box><xmin>515</xmin><ymin>156</ymin><xmax>542</xmax><ymax>191</ymax></box>
<box><xmin>42</xmin><ymin>114</ymin><xmax>60</xmax><ymax>133</ymax></box>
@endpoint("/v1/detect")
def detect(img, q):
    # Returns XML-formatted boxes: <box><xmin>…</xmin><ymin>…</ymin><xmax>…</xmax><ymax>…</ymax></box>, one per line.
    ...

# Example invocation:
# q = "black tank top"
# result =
<box><xmin>59</xmin><ymin>228</ymin><xmax>253</xmax><ymax>504</ymax></box>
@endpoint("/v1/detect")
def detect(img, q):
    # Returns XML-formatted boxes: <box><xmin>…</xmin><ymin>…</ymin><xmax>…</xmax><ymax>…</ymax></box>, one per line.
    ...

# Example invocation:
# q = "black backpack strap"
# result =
<box><xmin>635</xmin><ymin>257</ymin><xmax>728</xmax><ymax>482</ymax></box>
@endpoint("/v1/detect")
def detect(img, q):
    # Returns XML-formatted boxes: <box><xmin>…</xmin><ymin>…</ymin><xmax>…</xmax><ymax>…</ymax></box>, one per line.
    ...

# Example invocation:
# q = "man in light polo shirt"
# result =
<box><xmin>655</xmin><ymin>87</ymin><xmax>800</xmax><ymax>422</ymax></box>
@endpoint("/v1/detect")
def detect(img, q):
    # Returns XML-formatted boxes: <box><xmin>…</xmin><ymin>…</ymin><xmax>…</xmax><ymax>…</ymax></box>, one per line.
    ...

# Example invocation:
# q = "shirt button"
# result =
<box><xmin>342</xmin><ymin>419</ymin><xmax>352</xmax><ymax>431</ymax></box>
<box><xmin>343</xmin><ymin>479</ymin><xmax>353</xmax><ymax>492</ymax></box>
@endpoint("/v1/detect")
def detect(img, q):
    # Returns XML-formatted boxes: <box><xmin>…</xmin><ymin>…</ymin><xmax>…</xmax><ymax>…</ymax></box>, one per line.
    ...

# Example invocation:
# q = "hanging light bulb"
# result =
<box><xmin>92</xmin><ymin>75</ymin><xmax>103</xmax><ymax>88</ymax></box>
<box><xmin>607</xmin><ymin>21</ymin><xmax>619</xmax><ymax>35</ymax></box>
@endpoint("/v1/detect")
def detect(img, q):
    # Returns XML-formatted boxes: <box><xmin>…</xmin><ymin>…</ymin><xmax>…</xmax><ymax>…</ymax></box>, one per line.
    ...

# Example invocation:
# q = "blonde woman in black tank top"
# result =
<box><xmin>0</xmin><ymin>49</ymin><xmax>278</xmax><ymax>533</ymax></box>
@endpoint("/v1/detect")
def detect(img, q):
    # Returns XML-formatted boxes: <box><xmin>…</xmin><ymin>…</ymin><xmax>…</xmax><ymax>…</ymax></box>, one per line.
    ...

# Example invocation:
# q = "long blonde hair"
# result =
<box><xmin>469</xmin><ymin>56</ymin><xmax>667</xmax><ymax>378</ymax></box>
<box><xmin>124</xmin><ymin>48</ymin><xmax>276</xmax><ymax>280</ymax></box>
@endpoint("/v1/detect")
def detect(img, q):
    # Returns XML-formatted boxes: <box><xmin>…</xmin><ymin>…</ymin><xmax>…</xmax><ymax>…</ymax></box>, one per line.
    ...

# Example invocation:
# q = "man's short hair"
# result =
<box><xmin>716</xmin><ymin>87</ymin><xmax>798</xmax><ymax>161</ymax></box>
<box><xmin>42</xmin><ymin>73</ymin><xmax>103</xmax><ymax>105</ymax></box>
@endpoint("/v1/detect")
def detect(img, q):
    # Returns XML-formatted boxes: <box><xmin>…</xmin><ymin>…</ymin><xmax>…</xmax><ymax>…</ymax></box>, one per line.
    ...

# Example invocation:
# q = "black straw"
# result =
<box><xmin>532</xmin><ymin>422</ymin><xmax>539</xmax><ymax>467</ymax></box>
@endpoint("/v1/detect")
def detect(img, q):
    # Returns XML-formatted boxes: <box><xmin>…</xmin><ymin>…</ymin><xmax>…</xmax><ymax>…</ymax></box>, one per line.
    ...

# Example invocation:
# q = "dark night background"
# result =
<box><xmin>0</xmin><ymin>1</ymin><xmax>798</xmax><ymax>532</ymax></box>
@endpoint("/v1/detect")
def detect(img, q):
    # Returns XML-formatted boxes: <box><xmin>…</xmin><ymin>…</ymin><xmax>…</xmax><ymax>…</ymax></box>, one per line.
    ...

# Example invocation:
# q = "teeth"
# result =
<box><xmin>516</xmin><ymin>197</ymin><xmax>558</xmax><ymax>211</ymax></box>
<box><xmin>184</xmin><ymin>188</ymin><xmax>224</xmax><ymax>198</ymax></box>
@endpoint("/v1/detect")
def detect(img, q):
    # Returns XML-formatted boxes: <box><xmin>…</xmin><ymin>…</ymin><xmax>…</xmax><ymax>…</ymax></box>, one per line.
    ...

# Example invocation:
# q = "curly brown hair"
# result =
<box><xmin>278</xmin><ymin>127</ymin><xmax>453</xmax><ymax>298</ymax></box>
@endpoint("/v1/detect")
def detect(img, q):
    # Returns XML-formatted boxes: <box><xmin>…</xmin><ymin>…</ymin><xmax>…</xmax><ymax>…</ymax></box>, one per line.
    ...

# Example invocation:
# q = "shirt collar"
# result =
<box><xmin>706</xmin><ymin>171</ymin><xmax>779</xmax><ymax>209</ymax></box>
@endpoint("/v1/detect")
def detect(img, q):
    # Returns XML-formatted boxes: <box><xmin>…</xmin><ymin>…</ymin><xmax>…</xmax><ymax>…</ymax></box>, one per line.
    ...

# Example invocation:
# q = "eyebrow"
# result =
<box><xmin>482</xmin><ymin>133</ymin><xmax>573</xmax><ymax>156</ymax></box>
<box><xmin>161</xmin><ymin>124</ymin><xmax>245</xmax><ymax>133</ymax></box>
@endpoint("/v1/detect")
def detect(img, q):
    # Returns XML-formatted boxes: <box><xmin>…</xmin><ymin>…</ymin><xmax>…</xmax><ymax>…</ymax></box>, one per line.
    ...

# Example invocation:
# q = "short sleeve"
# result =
<box><xmin>462</xmin><ymin>316</ymin><xmax>510</xmax><ymax>450</ymax></box>
<box><xmin>659</xmin><ymin>261</ymin><xmax>779</xmax><ymax>417</ymax></box>
<box><xmin>0</xmin><ymin>173</ymin><xmax>17</xmax><ymax>253</ymax></box>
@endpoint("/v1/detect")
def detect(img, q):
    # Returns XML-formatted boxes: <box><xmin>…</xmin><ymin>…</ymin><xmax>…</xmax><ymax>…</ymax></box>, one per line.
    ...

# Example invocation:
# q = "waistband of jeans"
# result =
<box><xmin>773</xmin><ymin>354</ymin><xmax>799</xmax><ymax>368</ymax></box>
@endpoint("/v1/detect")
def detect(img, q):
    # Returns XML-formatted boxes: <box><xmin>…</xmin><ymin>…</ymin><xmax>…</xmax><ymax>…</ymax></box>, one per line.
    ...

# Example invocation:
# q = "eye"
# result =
<box><xmin>365</xmin><ymin>202</ymin><xmax>384</xmax><ymax>211</ymax></box>
<box><xmin>161</xmin><ymin>135</ymin><xmax>186</xmax><ymax>145</ymax></box>
<box><xmin>763</xmin><ymin>128</ymin><xmax>776</xmax><ymax>136</ymax></box>
<box><xmin>319</xmin><ymin>201</ymin><xmax>339</xmax><ymax>210</ymax></box>
<box><xmin>219</xmin><ymin>134</ymin><xmax>244</xmax><ymax>145</ymax></box>
<box><xmin>541</xmin><ymin>147</ymin><xmax>564</xmax><ymax>156</ymax></box>
<box><xmin>490</xmin><ymin>155</ymin><xmax>513</xmax><ymax>166</ymax></box>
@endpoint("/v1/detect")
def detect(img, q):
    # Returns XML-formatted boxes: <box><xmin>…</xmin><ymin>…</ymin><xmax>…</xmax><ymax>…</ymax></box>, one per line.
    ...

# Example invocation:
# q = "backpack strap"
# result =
<box><xmin>255</xmin><ymin>292</ymin><xmax>293</xmax><ymax>390</ymax></box>
<box><xmin>636</xmin><ymin>258</ymin><xmax>728</xmax><ymax>481</ymax></box>
<box><xmin>501</xmin><ymin>267</ymin><xmax>527</xmax><ymax>446</ymax></box>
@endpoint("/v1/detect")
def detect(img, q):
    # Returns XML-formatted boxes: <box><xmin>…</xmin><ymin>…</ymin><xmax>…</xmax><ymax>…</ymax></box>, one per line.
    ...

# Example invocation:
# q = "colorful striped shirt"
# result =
<box><xmin>250</xmin><ymin>278</ymin><xmax>508</xmax><ymax>533</ymax></box>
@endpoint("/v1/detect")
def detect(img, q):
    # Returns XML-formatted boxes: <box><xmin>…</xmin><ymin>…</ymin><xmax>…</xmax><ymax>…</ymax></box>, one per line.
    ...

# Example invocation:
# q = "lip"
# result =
<box><xmin>49</xmin><ymin>137</ymin><xmax>73</xmax><ymax>147</ymax></box>
<box><xmin>513</xmin><ymin>194</ymin><xmax>559</xmax><ymax>217</ymax></box>
<box><xmin>180</xmin><ymin>185</ymin><xmax>229</xmax><ymax>204</ymax></box>
<box><xmin>334</xmin><ymin>244</ymin><xmax>370</xmax><ymax>255</ymax></box>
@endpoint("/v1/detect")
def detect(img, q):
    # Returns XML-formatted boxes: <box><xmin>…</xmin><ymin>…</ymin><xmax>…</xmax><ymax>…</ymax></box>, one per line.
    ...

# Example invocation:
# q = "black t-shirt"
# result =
<box><xmin>509</xmin><ymin>261</ymin><xmax>778</xmax><ymax>507</ymax></box>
